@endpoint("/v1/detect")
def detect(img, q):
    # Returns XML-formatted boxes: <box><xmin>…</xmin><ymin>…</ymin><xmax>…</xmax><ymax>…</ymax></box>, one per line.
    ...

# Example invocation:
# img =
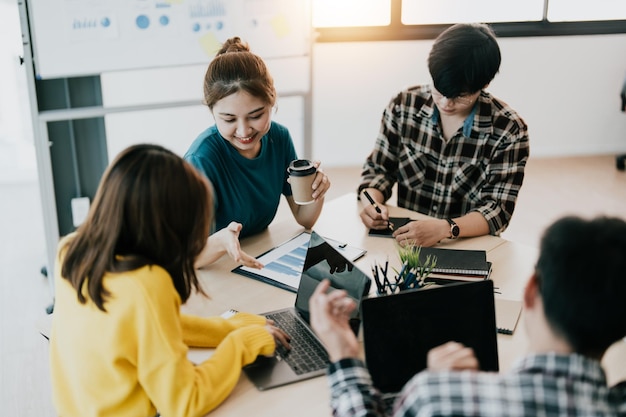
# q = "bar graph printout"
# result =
<box><xmin>233</xmin><ymin>232</ymin><xmax>366</xmax><ymax>292</ymax></box>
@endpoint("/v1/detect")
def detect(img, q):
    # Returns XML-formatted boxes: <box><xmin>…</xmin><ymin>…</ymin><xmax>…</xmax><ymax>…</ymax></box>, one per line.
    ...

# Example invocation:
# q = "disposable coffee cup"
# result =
<box><xmin>288</xmin><ymin>159</ymin><xmax>317</xmax><ymax>205</ymax></box>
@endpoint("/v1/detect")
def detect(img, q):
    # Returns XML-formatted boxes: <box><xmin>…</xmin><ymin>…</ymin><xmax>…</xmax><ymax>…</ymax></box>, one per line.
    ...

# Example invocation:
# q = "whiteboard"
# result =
<box><xmin>27</xmin><ymin>0</ymin><xmax>310</xmax><ymax>79</ymax></box>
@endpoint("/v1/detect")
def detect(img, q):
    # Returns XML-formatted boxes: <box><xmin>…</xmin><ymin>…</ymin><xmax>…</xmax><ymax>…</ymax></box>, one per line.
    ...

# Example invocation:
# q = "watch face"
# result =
<box><xmin>446</xmin><ymin>218</ymin><xmax>459</xmax><ymax>238</ymax></box>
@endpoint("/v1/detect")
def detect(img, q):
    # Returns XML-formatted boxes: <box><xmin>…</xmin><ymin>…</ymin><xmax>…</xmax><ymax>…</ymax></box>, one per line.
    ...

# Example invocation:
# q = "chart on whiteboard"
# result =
<box><xmin>27</xmin><ymin>0</ymin><xmax>310</xmax><ymax>78</ymax></box>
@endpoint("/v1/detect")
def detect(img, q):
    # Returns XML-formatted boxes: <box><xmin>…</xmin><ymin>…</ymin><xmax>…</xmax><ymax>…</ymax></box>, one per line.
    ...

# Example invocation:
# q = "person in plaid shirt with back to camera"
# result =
<box><xmin>309</xmin><ymin>215</ymin><xmax>626</xmax><ymax>416</ymax></box>
<box><xmin>359</xmin><ymin>23</ymin><xmax>529</xmax><ymax>247</ymax></box>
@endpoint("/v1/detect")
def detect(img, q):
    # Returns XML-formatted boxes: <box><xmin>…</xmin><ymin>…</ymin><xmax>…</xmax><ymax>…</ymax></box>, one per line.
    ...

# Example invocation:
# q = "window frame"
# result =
<box><xmin>314</xmin><ymin>0</ymin><xmax>626</xmax><ymax>42</ymax></box>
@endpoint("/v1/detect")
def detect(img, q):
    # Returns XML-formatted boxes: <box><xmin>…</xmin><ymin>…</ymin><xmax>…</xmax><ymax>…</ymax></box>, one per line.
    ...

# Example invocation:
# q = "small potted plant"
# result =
<box><xmin>395</xmin><ymin>240</ymin><xmax>437</xmax><ymax>290</ymax></box>
<box><xmin>372</xmin><ymin>240</ymin><xmax>437</xmax><ymax>295</ymax></box>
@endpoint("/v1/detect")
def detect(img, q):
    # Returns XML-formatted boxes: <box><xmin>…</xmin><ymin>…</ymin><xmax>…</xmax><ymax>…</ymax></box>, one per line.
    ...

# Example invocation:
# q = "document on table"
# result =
<box><xmin>232</xmin><ymin>231</ymin><xmax>366</xmax><ymax>292</ymax></box>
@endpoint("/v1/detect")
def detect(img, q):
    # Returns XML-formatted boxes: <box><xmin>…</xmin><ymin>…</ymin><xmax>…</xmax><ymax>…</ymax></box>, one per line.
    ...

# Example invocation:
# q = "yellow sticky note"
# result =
<box><xmin>198</xmin><ymin>32</ymin><xmax>222</xmax><ymax>57</ymax></box>
<box><xmin>271</xmin><ymin>14</ymin><xmax>290</xmax><ymax>38</ymax></box>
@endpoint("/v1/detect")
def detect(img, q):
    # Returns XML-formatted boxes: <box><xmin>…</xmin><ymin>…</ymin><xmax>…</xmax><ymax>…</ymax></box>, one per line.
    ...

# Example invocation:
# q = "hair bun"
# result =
<box><xmin>217</xmin><ymin>37</ymin><xmax>250</xmax><ymax>55</ymax></box>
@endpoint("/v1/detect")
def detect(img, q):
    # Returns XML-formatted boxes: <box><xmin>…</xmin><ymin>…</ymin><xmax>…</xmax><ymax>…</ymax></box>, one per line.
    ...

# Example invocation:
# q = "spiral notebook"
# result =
<box><xmin>417</xmin><ymin>247</ymin><xmax>491</xmax><ymax>280</ymax></box>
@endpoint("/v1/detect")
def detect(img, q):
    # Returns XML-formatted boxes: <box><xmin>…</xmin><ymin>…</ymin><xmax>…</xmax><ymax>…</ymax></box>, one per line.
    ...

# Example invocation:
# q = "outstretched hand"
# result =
<box><xmin>309</xmin><ymin>279</ymin><xmax>360</xmax><ymax>362</ymax></box>
<box><xmin>220</xmin><ymin>222</ymin><xmax>264</xmax><ymax>269</ymax></box>
<box><xmin>195</xmin><ymin>222</ymin><xmax>263</xmax><ymax>269</ymax></box>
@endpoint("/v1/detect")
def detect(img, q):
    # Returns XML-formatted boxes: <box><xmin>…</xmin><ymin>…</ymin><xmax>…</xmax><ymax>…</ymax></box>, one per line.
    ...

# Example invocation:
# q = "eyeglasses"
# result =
<box><xmin>431</xmin><ymin>87</ymin><xmax>475</xmax><ymax>107</ymax></box>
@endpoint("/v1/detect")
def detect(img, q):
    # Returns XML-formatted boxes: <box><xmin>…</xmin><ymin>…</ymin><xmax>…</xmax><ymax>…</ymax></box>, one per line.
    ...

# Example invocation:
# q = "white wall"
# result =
<box><xmin>312</xmin><ymin>34</ymin><xmax>626</xmax><ymax>166</ymax></box>
<box><xmin>66</xmin><ymin>33</ymin><xmax>626</xmax><ymax>167</ymax></box>
<box><xmin>0</xmin><ymin>0</ymin><xmax>36</xmax><ymax>183</ymax></box>
<box><xmin>102</xmin><ymin>57</ymin><xmax>309</xmax><ymax>160</ymax></box>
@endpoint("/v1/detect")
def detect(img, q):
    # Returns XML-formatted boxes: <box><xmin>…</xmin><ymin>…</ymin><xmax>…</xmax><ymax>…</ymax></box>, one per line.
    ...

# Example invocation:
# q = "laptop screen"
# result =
<box><xmin>362</xmin><ymin>280</ymin><xmax>499</xmax><ymax>393</ymax></box>
<box><xmin>294</xmin><ymin>231</ymin><xmax>371</xmax><ymax>325</ymax></box>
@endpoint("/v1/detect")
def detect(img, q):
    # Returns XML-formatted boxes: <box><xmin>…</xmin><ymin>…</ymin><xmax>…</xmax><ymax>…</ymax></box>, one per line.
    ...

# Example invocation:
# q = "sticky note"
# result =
<box><xmin>271</xmin><ymin>14</ymin><xmax>290</xmax><ymax>38</ymax></box>
<box><xmin>199</xmin><ymin>32</ymin><xmax>222</xmax><ymax>57</ymax></box>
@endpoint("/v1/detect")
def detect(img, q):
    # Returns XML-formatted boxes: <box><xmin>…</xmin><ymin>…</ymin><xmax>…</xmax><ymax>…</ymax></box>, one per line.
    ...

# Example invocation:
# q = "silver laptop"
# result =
<box><xmin>243</xmin><ymin>231</ymin><xmax>371</xmax><ymax>390</ymax></box>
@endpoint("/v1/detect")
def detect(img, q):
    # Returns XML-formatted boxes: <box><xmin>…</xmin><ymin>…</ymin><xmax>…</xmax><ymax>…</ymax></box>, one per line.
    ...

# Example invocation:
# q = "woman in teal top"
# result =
<box><xmin>184</xmin><ymin>37</ymin><xmax>331</xmax><ymax>269</ymax></box>
<box><xmin>186</xmin><ymin>122</ymin><xmax>296</xmax><ymax>238</ymax></box>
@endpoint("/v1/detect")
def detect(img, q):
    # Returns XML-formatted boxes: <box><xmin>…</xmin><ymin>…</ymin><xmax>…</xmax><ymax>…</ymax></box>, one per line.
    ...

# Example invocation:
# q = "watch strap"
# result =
<box><xmin>446</xmin><ymin>218</ymin><xmax>459</xmax><ymax>239</ymax></box>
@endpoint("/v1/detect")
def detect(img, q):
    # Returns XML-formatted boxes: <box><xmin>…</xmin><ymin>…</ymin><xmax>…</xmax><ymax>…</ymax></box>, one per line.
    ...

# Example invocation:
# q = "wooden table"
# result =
<box><xmin>37</xmin><ymin>194</ymin><xmax>625</xmax><ymax>416</ymax></box>
<box><xmin>181</xmin><ymin>193</ymin><xmax>625</xmax><ymax>416</ymax></box>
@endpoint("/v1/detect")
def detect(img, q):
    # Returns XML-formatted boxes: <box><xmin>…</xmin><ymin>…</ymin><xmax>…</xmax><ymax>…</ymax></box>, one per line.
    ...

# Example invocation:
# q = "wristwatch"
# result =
<box><xmin>446</xmin><ymin>218</ymin><xmax>460</xmax><ymax>239</ymax></box>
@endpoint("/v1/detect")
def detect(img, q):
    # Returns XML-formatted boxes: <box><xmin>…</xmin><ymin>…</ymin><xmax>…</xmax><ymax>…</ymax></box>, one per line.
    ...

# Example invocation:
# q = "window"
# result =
<box><xmin>313</xmin><ymin>0</ymin><xmax>390</xmax><ymax>27</ymax></box>
<box><xmin>548</xmin><ymin>0</ymin><xmax>626</xmax><ymax>22</ymax></box>
<box><xmin>314</xmin><ymin>0</ymin><xmax>626</xmax><ymax>42</ymax></box>
<box><xmin>401</xmin><ymin>0</ymin><xmax>544</xmax><ymax>25</ymax></box>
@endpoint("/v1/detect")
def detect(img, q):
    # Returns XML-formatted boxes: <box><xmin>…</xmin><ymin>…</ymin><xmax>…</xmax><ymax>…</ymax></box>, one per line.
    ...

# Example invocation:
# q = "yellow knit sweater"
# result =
<box><xmin>50</xmin><ymin>242</ymin><xmax>275</xmax><ymax>417</ymax></box>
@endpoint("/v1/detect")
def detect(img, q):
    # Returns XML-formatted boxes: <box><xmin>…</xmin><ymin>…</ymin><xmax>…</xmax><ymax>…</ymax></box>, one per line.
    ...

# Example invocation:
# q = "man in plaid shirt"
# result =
<box><xmin>309</xmin><ymin>216</ymin><xmax>626</xmax><ymax>416</ymax></box>
<box><xmin>359</xmin><ymin>23</ymin><xmax>529</xmax><ymax>247</ymax></box>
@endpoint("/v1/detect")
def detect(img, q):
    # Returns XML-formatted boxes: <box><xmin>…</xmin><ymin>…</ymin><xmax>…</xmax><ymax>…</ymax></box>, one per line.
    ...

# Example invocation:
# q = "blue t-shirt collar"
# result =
<box><xmin>431</xmin><ymin>101</ymin><xmax>479</xmax><ymax>138</ymax></box>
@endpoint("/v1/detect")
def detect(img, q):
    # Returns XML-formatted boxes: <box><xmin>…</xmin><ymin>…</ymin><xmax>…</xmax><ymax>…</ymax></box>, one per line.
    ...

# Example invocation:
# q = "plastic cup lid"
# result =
<box><xmin>288</xmin><ymin>159</ymin><xmax>316</xmax><ymax>176</ymax></box>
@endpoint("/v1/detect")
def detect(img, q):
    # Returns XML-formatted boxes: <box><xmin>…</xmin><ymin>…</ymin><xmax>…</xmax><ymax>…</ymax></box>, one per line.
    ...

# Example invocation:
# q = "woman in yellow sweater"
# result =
<box><xmin>49</xmin><ymin>144</ymin><xmax>289</xmax><ymax>417</ymax></box>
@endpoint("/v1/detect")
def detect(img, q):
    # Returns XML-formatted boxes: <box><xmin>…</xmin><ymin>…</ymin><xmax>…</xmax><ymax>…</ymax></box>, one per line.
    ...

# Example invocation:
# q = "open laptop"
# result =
<box><xmin>243</xmin><ymin>231</ymin><xmax>371</xmax><ymax>391</ymax></box>
<box><xmin>361</xmin><ymin>280</ymin><xmax>499</xmax><ymax>394</ymax></box>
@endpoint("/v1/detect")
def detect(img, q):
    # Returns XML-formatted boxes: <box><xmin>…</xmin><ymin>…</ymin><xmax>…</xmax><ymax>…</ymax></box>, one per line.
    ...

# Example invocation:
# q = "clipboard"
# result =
<box><xmin>231</xmin><ymin>232</ymin><xmax>367</xmax><ymax>292</ymax></box>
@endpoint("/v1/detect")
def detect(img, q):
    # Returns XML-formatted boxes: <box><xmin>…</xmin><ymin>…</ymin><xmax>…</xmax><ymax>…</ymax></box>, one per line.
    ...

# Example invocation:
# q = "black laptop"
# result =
<box><xmin>243</xmin><ymin>231</ymin><xmax>371</xmax><ymax>390</ymax></box>
<box><xmin>361</xmin><ymin>280</ymin><xmax>499</xmax><ymax>393</ymax></box>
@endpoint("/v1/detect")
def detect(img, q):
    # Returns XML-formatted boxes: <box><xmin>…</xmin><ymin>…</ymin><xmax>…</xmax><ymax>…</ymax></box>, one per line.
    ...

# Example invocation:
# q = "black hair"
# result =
<box><xmin>535</xmin><ymin>216</ymin><xmax>626</xmax><ymax>356</ymax></box>
<box><xmin>428</xmin><ymin>23</ymin><xmax>501</xmax><ymax>98</ymax></box>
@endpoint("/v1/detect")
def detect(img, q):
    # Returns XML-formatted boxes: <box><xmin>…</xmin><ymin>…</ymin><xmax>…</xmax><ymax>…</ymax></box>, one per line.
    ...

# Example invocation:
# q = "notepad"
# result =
<box><xmin>495</xmin><ymin>298</ymin><xmax>522</xmax><ymax>335</ymax></box>
<box><xmin>368</xmin><ymin>217</ymin><xmax>414</xmax><ymax>237</ymax></box>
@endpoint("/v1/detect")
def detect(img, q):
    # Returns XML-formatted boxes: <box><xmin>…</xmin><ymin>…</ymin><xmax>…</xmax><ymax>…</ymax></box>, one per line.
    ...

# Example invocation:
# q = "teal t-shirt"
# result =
<box><xmin>184</xmin><ymin>122</ymin><xmax>297</xmax><ymax>238</ymax></box>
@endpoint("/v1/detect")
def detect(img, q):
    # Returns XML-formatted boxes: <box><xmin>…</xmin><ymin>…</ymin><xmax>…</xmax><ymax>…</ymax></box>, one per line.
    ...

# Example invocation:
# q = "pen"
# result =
<box><xmin>362</xmin><ymin>190</ymin><xmax>382</xmax><ymax>214</ymax></box>
<box><xmin>363</xmin><ymin>190</ymin><xmax>392</xmax><ymax>230</ymax></box>
<box><xmin>372</xmin><ymin>265</ymin><xmax>383</xmax><ymax>294</ymax></box>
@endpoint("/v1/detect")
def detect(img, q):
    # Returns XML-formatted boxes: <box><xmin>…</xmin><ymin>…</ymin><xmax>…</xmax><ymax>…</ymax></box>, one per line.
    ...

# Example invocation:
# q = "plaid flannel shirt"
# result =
<box><xmin>328</xmin><ymin>354</ymin><xmax>626</xmax><ymax>417</ymax></box>
<box><xmin>359</xmin><ymin>85</ymin><xmax>529</xmax><ymax>235</ymax></box>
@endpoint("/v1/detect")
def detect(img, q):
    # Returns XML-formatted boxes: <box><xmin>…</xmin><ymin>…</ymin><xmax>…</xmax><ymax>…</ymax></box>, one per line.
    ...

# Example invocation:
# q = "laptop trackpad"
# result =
<box><xmin>244</xmin><ymin>356</ymin><xmax>300</xmax><ymax>391</ymax></box>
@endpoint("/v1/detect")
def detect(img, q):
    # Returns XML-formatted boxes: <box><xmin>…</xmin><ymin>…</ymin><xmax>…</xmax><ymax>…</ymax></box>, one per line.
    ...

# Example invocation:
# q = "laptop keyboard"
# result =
<box><xmin>266</xmin><ymin>311</ymin><xmax>330</xmax><ymax>375</ymax></box>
